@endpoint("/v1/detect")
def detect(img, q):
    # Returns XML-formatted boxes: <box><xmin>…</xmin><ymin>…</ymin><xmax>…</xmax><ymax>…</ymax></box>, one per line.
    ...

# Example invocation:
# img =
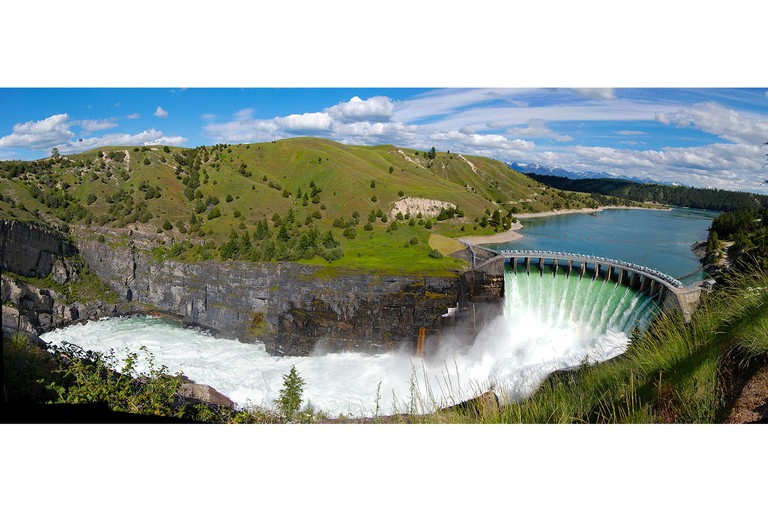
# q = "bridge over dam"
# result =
<box><xmin>460</xmin><ymin>248</ymin><xmax>703</xmax><ymax>322</ymax></box>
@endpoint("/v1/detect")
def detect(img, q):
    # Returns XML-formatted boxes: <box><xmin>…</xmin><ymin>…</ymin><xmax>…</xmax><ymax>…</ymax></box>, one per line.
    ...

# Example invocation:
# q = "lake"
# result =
<box><xmin>485</xmin><ymin>207</ymin><xmax>719</xmax><ymax>285</ymax></box>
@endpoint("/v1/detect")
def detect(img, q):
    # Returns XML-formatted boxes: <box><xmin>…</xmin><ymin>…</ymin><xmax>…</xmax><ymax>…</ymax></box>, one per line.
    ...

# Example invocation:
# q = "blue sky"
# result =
<box><xmin>2</xmin><ymin>88</ymin><xmax>768</xmax><ymax>193</ymax></box>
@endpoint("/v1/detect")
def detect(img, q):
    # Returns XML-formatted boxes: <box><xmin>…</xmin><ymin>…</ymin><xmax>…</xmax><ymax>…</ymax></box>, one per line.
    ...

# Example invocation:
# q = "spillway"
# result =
<box><xmin>39</xmin><ymin>269</ymin><xmax>659</xmax><ymax>417</ymax></box>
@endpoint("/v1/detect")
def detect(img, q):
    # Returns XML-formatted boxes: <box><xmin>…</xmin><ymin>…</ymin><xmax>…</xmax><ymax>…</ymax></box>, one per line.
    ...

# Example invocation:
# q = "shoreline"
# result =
<box><xmin>458</xmin><ymin>205</ymin><xmax>670</xmax><ymax>246</ymax></box>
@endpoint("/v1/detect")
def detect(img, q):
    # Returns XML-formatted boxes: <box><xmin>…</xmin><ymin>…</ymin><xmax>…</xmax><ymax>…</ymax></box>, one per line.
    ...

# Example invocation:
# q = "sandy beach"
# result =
<box><xmin>458</xmin><ymin>206</ymin><xmax>668</xmax><ymax>246</ymax></box>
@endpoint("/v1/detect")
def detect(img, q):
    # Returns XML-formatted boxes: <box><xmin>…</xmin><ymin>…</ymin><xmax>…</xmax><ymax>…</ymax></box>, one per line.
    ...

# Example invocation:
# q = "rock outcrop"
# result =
<box><xmin>76</xmin><ymin>234</ymin><xmax>460</xmax><ymax>355</ymax></box>
<box><xmin>2</xmin><ymin>219</ymin><xmax>463</xmax><ymax>357</ymax></box>
<box><xmin>0</xmin><ymin>220</ymin><xmax>76</xmax><ymax>278</ymax></box>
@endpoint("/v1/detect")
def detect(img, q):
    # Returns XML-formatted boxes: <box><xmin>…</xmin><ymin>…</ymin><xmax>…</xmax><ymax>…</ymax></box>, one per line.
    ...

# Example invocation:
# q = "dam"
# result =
<box><xmin>460</xmin><ymin>248</ymin><xmax>703</xmax><ymax>324</ymax></box>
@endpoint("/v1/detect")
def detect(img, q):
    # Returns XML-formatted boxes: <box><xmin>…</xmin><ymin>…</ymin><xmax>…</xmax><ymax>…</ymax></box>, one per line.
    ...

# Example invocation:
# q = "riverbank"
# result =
<box><xmin>458</xmin><ymin>205</ymin><xmax>670</xmax><ymax>246</ymax></box>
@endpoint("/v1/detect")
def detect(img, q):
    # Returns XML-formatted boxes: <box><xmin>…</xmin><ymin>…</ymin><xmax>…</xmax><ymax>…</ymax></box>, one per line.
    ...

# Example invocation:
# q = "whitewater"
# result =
<box><xmin>40</xmin><ymin>270</ymin><xmax>657</xmax><ymax>417</ymax></box>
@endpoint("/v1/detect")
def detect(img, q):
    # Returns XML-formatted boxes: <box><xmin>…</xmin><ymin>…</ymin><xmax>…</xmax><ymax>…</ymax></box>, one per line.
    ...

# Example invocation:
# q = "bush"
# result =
<box><xmin>428</xmin><ymin>249</ymin><xmax>443</xmax><ymax>258</ymax></box>
<box><xmin>143</xmin><ymin>158</ymin><xmax>150</xmax><ymax>165</ymax></box>
<box><xmin>207</xmin><ymin>207</ymin><xmax>221</xmax><ymax>220</ymax></box>
<box><xmin>226</xmin><ymin>194</ymin><xmax>233</xmax><ymax>202</ymax></box>
<box><xmin>371</xmin><ymin>195</ymin><xmax>377</xmax><ymax>202</ymax></box>
<box><xmin>343</xmin><ymin>227</ymin><xmax>357</xmax><ymax>239</ymax></box>
<box><xmin>162</xmin><ymin>220</ymin><xmax>173</xmax><ymax>231</ymax></box>
<box><xmin>409</xmin><ymin>236</ymin><xmax>419</xmax><ymax>245</ymax></box>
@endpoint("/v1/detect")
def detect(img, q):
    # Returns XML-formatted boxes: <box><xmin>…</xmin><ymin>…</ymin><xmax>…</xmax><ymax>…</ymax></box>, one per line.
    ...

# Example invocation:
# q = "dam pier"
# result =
<box><xmin>458</xmin><ymin>247</ymin><xmax>702</xmax><ymax>324</ymax></box>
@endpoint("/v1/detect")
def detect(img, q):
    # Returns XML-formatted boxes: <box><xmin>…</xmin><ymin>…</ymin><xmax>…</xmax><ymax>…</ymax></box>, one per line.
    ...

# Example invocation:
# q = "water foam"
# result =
<box><xmin>40</xmin><ymin>271</ymin><xmax>657</xmax><ymax>417</ymax></box>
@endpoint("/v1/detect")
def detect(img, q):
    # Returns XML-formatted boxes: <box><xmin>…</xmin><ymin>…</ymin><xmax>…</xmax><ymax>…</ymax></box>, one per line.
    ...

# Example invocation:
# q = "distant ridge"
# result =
<box><xmin>507</xmin><ymin>161</ymin><xmax>679</xmax><ymax>186</ymax></box>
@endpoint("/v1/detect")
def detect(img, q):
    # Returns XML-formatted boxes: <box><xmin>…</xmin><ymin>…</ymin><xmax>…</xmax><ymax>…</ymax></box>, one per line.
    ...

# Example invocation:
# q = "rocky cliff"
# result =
<box><xmin>1</xmin><ymin>220</ymin><xmax>130</xmax><ymax>334</ymax></box>
<box><xmin>75</xmin><ymin>233</ymin><xmax>460</xmax><ymax>355</ymax></box>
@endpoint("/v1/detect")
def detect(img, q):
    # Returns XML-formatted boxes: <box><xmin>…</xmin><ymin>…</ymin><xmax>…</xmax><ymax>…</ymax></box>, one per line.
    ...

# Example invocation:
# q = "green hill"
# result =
<box><xmin>0</xmin><ymin>137</ymin><xmax>635</xmax><ymax>274</ymax></box>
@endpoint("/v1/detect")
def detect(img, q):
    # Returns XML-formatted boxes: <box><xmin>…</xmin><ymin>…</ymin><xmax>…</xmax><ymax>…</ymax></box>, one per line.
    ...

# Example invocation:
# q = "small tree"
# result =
<box><xmin>276</xmin><ymin>365</ymin><xmax>305</xmax><ymax>421</ymax></box>
<box><xmin>51</xmin><ymin>147</ymin><xmax>60</xmax><ymax>160</ymax></box>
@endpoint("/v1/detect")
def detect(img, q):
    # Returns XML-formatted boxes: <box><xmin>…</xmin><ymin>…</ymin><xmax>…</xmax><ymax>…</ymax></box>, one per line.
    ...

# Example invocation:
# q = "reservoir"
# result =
<box><xmin>485</xmin><ymin>207</ymin><xmax>718</xmax><ymax>285</ymax></box>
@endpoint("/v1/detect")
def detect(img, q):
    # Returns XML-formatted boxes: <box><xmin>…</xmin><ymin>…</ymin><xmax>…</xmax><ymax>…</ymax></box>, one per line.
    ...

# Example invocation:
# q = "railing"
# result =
<box><xmin>498</xmin><ymin>249</ymin><xmax>684</xmax><ymax>289</ymax></box>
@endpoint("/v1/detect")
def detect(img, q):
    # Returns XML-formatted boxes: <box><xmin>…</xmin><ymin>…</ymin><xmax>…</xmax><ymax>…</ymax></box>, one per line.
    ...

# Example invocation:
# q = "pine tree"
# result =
<box><xmin>276</xmin><ymin>365</ymin><xmax>305</xmax><ymax>421</ymax></box>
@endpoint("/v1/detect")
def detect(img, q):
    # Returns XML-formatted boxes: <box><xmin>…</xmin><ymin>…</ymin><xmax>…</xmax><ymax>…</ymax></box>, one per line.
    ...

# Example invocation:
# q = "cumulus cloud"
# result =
<box><xmin>126</xmin><ymin>113</ymin><xmax>141</xmax><ymax>120</ymax></box>
<box><xmin>203</xmin><ymin>109</ymin><xmax>279</xmax><ymax>143</ymax></box>
<box><xmin>325</xmin><ymin>96</ymin><xmax>395</xmax><ymax>122</ymax></box>
<box><xmin>572</xmin><ymin>88</ymin><xmax>617</xmax><ymax>100</ymax></box>
<box><xmin>275</xmin><ymin>112</ymin><xmax>333</xmax><ymax>132</ymax></box>
<box><xmin>59</xmin><ymin>130</ymin><xmax>187</xmax><ymax>154</ymax></box>
<box><xmin>154</xmin><ymin>106</ymin><xmax>168</xmax><ymax>118</ymax></box>
<box><xmin>505</xmin><ymin>119</ymin><xmax>572</xmax><ymax>142</ymax></box>
<box><xmin>0</xmin><ymin>114</ymin><xmax>74</xmax><ymax>149</ymax></box>
<box><xmin>655</xmin><ymin>102</ymin><xmax>768</xmax><ymax>145</ymax></box>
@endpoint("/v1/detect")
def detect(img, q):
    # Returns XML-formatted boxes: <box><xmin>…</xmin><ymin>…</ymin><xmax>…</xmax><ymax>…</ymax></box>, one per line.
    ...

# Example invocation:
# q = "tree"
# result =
<box><xmin>51</xmin><ymin>147</ymin><xmax>60</xmax><ymax>160</ymax></box>
<box><xmin>276</xmin><ymin>365</ymin><xmax>305</xmax><ymax>421</ymax></box>
<box><xmin>427</xmin><ymin>147</ymin><xmax>436</xmax><ymax>159</ymax></box>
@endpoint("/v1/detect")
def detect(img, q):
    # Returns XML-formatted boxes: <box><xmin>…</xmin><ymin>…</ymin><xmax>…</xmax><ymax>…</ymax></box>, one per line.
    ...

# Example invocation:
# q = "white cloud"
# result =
<box><xmin>506</xmin><ymin>119</ymin><xmax>572</xmax><ymax>142</ymax></box>
<box><xmin>615</xmin><ymin>130</ymin><xmax>646</xmax><ymax>136</ymax></box>
<box><xmin>572</xmin><ymin>88</ymin><xmax>616</xmax><ymax>100</ymax></box>
<box><xmin>154</xmin><ymin>106</ymin><xmax>168</xmax><ymax>118</ymax></box>
<box><xmin>0</xmin><ymin>114</ymin><xmax>74</xmax><ymax>150</ymax></box>
<box><xmin>655</xmin><ymin>102</ymin><xmax>768</xmax><ymax>145</ymax></box>
<box><xmin>431</xmin><ymin>131</ymin><xmax>534</xmax><ymax>159</ymax></box>
<box><xmin>326</xmin><ymin>96</ymin><xmax>394</xmax><ymax>122</ymax></box>
<box><xmin>275</xmin><ymin>112</ymin><xmax>333</xmax><ymax>132</ymax></box>
<box><xmin>203</xmin><ymin>109</ymin><xmax>279</xmax><ymax>142</ymax></box>
<box><xmin>531</xmin><ymin>142</ymin><xmax>767</xmax><ymax>193</ymax></box>
<box><xmin>59</xmin><ymin>130</ymin><xmax>188</xmax><ymax>154</ymax></box>
<box><xmin>76</xmin><ymin>118</ymin><xmax>118</xmax><ymax>133</ymax></box>
<box><xmin>126</xmin><ymin>113</ymin><xmax>141</xmax><ymax>120</ymax></box>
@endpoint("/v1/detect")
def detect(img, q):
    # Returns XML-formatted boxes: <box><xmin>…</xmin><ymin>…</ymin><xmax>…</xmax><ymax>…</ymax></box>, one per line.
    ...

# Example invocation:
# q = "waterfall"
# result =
<box><xmin>504</xmin><ymin>265</ymin><xmax>658</xmax><ymax>342</ymax></box>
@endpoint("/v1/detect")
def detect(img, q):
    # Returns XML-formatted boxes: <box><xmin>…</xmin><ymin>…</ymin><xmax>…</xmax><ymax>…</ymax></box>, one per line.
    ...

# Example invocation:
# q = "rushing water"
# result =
<box><xmin>41</xmin><ymin>268</ymin><xmax>655</xmax><ymax>417</ymax></box>
<box><xmin>486</xmin><ymin>208</ymin><xmax>718</xmax><ymax>285</ymax></box>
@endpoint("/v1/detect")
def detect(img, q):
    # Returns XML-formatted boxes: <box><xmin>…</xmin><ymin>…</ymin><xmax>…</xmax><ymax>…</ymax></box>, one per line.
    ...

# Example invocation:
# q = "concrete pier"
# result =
<box><xmin>472</xmin><ymin>249</ymin><xmax>700</xmax><ymax>321</ymax></box>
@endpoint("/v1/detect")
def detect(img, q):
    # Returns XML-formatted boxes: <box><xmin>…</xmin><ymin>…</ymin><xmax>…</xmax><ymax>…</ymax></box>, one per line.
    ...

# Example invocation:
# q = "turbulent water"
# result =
<box><xmin>41</xmin><ymin>270</ymin><xmax>657</xmax><ymax>417</ymax></box>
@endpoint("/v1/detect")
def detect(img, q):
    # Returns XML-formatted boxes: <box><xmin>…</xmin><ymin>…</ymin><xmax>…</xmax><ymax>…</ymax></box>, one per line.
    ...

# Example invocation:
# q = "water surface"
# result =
<box><xmin>487</xmin><ymin>208</ymin><xmax>718</xmax><ymax>284</ymax></box>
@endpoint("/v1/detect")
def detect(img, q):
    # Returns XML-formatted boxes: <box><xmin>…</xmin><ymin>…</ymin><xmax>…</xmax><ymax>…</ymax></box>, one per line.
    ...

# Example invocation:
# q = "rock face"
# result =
<box><xmin>75</xmin><ymin>235</ymin><xmax>460</xmax><ymax>355</ymax></box>
<box><xmin>2</xmin><ymin>219</ymin><xmax>463</xmax><ymax>356</ymax></box>
<box><xmin>0</xmin><ymin>220</ymin><xmax>76</xmax><ymax>278</ymax></box>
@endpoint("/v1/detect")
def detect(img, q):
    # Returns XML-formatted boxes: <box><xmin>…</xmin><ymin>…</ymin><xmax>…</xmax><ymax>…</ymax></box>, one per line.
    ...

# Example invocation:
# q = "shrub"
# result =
<box><xmin>226</xmin><ymin>194</ymin><xmax>233</xmax><ymax>202</ymax></box>
<box><xmin>276</xmin><ymin>365</ymin><xmax>305</xmax><ymax>421</ymax></box>
<box><xmin>143</xmin><ymin>158</ymin><xmax>150</xmax><ymax>165</ymax></box>
<box><xmin>343</xmin><ymin>227</ymin><xmax>357</xmax><ymax>239</ymax></box>
<box><xmin>398</xmin><ymin>190</ymin><xmax>404</xmax><ymax>197</ymax></box>
<box><xmin>162</xmin><ymin>220</ymin><xmax>173</xmax><ymax>230</ymax></box>
<box><xmin>207</xmin><ymin>207</ymin><xmax>221</xmax><ymax>220</ymax></box>
<box><xmin>409</xmin><ymin>236</ymin><xmax>419</xmax><ymax>245</ymax></box>
<box><xmin>371</xmin><ymin>195</ymin><xmax>377</xmax><ymax>202</ymax></box>
<box><xmin>428</xmin><ymin>249</ymin><xmax>443</xmax><ymax>258</ymax></box>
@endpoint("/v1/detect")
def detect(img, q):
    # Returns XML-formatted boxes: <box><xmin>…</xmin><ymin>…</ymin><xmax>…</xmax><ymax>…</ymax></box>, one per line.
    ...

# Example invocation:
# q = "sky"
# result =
<box><xmin>2</xmin><ymin>87</ymin><xmax>768</xmax><ymax>193</ymax></box>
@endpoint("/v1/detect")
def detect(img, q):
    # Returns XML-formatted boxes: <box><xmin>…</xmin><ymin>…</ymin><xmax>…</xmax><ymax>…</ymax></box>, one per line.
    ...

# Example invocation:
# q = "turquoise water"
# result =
<box><xmin>486</xmin><ymin>208</ymin><xmax>718</xmax><ymax>285</ymax></box>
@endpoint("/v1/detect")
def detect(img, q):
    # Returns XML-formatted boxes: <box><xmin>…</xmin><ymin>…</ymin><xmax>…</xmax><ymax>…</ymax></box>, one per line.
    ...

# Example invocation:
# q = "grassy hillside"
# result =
<box><xmin>0</xmin><ymin>138</ymin><xmax>638</xmax><ymax>274</ymax></box>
